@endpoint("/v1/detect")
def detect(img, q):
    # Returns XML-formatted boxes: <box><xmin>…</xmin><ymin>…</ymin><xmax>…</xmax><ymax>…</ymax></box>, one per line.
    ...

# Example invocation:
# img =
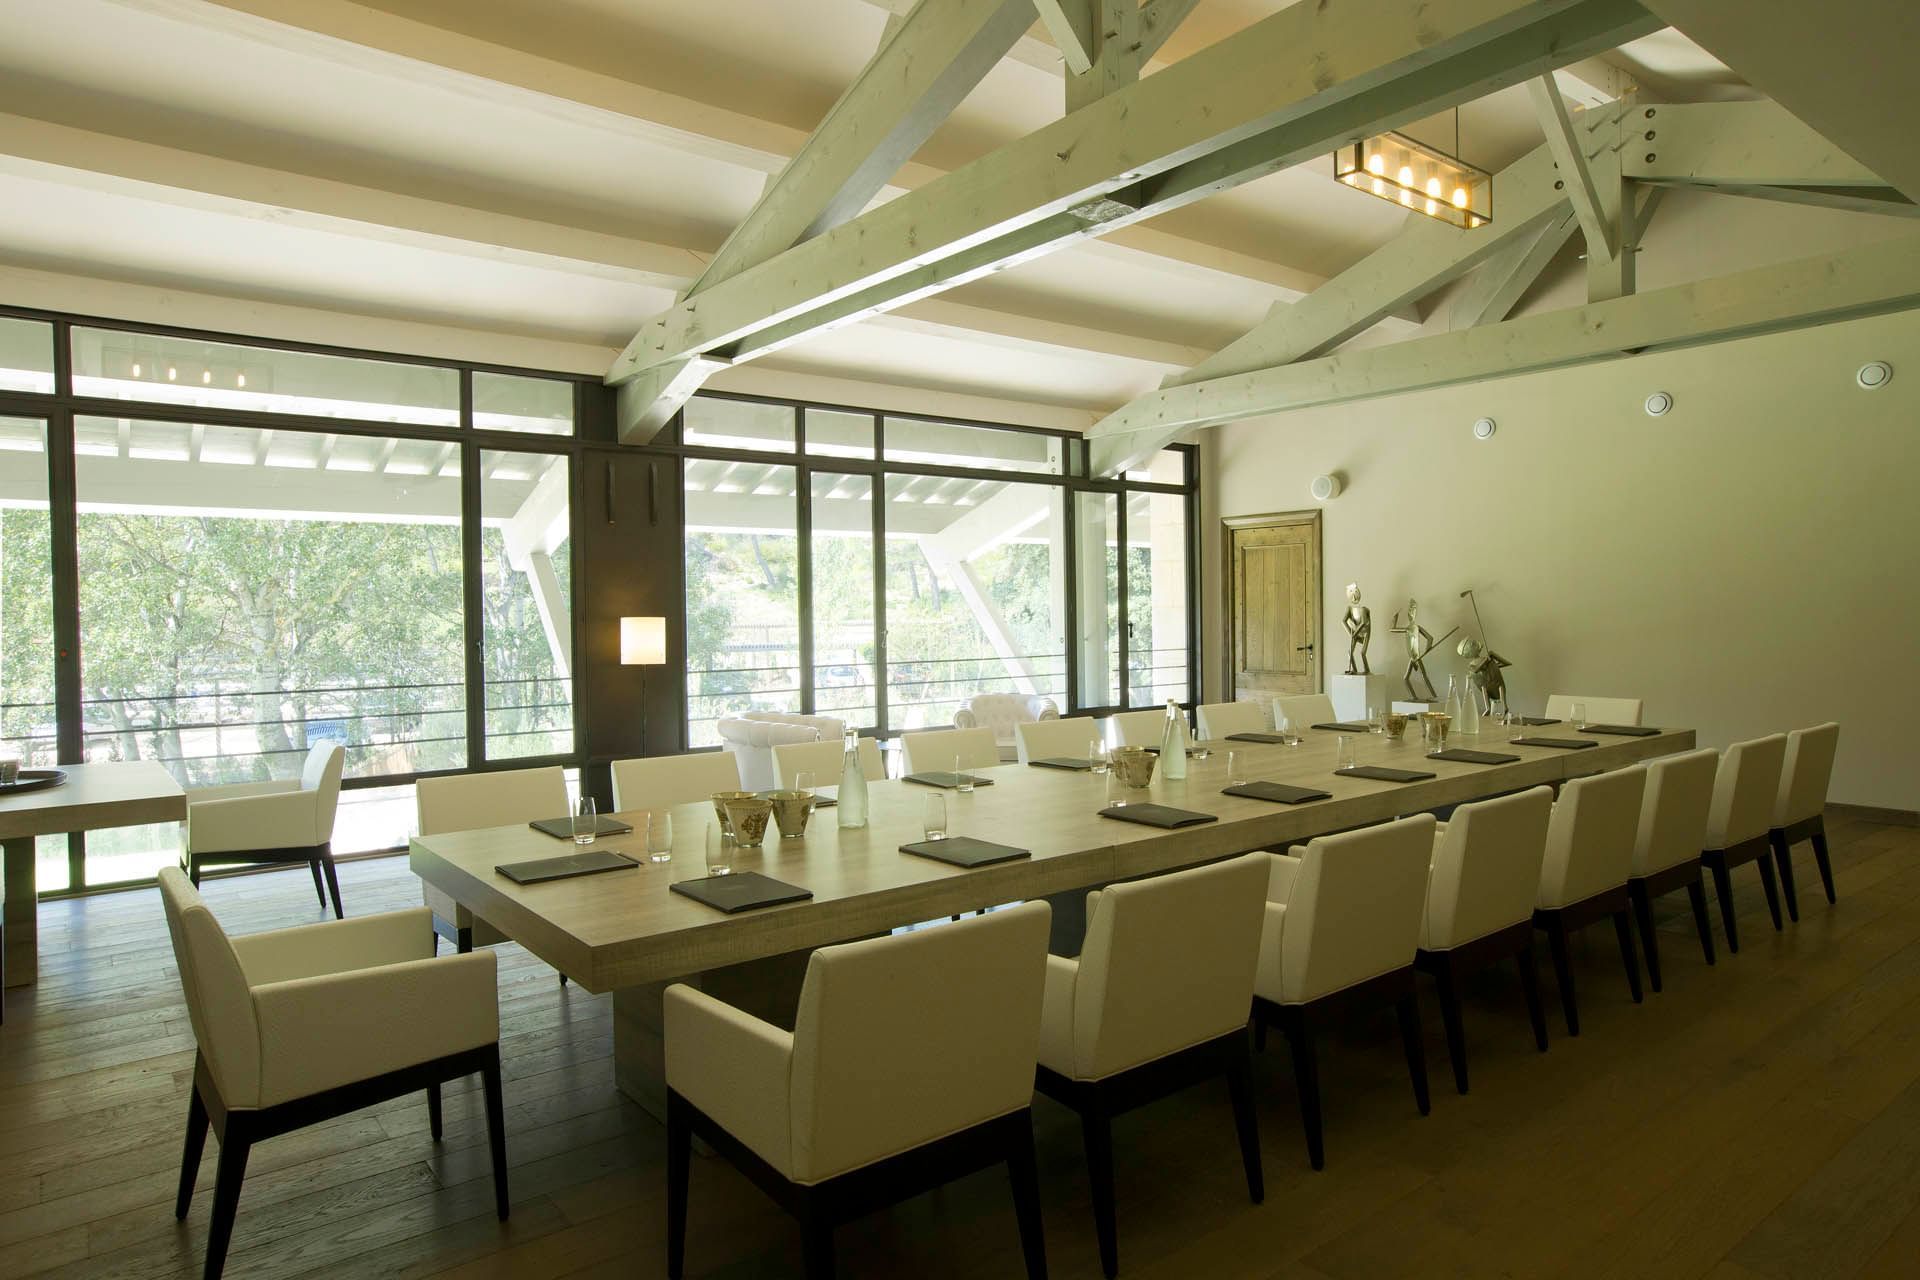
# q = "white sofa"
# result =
<box><xmin>715</xmin><ymin>712</ymin><xmax>845</xmax><ymax>791</ymax></box>
<box><xmin>953</xmin><ymin>693</ymin><xmax>1059</xmax><ymax>761</ymax></box>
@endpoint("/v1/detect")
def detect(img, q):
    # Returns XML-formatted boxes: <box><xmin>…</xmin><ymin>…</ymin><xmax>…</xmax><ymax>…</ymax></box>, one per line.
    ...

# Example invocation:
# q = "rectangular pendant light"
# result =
<box><xmin>1333</xmin><ymin>131</ymin><xmax>1492</xmax><ymax>229</ymax></box>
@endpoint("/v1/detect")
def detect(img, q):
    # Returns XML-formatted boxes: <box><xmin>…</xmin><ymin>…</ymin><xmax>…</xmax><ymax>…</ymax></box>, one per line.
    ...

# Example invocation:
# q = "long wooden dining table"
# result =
<box><xmin>410</xmin><ymin>722</ymin><xmax>1693</xmax><ymax>1115</ymax></box>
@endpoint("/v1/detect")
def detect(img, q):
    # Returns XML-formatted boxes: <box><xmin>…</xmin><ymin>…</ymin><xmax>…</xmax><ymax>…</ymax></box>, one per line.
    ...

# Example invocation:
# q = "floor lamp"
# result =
<box><xmin>621</xmin><ymin>616</ymin><xmax>667</xmax><ymax>755</ymax></box>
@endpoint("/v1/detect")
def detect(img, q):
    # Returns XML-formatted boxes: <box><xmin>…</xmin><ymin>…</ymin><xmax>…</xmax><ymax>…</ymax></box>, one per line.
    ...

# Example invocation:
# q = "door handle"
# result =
<box><xmin>1296</xmin><ymin>643</ymin><xmax>1315</xmax><ymax>652</ymax></box>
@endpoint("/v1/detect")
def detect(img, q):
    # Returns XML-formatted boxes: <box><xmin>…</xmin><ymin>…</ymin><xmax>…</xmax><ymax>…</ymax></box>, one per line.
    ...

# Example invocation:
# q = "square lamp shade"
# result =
<box><xmin>1334</xmin><ymin>131</ymin><xmax>1491</xmax><ymax>229</ymax></box>
<box><xmin>620</xmin><ymin>616</ymin><xmax>667</xmax><ymax>666</ymax></box>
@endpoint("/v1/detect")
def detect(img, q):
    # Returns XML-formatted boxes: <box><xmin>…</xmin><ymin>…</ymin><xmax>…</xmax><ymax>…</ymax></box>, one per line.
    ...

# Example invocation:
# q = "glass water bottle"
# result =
<box><xmin>837</xmin><ymin>727</ymin><xmax>869</xmax><ymax>829</ymax></box>
<box><xmin>1160</xmin><ymin>699</ymin><xmax>1189</xmax><ymax>781</ymax></box>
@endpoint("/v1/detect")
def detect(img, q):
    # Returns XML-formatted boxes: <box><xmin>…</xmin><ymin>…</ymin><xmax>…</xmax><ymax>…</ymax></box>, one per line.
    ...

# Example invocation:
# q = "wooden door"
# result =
<box><xmin>1225</xmin><ymin>514</ymin><xmax>1320</xmax><ymax>701</ymax></box>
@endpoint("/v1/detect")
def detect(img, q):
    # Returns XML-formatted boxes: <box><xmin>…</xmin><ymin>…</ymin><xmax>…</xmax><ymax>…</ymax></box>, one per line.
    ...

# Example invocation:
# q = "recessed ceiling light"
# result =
<box><xmin>1644</xmin><ymin>391</ymin><xmax>1673</xmax><ymax>416</ymax></box>
<box><xmin>1858</xmin><ymin>361</ymin><xmax>1893</xmax><ymax>390</ymax></box>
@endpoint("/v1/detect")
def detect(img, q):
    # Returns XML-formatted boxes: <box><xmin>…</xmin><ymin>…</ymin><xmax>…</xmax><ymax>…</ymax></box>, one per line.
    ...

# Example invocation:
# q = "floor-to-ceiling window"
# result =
<box><xmin>0</xmin><ymin>411</ymin><xmax>63</xmax><ymax>890</ymax></box>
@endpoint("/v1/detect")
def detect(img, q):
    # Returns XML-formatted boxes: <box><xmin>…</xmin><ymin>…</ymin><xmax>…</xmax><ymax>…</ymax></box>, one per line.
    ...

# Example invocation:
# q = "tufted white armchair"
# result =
<box><xmin>953</xmin><ymin>694</ymin><xmax>1058</xmax><ymax>760</ymax></box>
<box><xmin>715</xmin><ymin>713</ymin><xmax>845</xmax><ymax>791</ymax></box>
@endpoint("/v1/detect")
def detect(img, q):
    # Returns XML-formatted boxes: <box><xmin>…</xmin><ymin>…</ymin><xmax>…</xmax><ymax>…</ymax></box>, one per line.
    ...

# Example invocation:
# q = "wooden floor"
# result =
<box><xmin>2</xmin><ymin>814</ymin><xmax>1918</xmax><ymax>1279</ymax></box>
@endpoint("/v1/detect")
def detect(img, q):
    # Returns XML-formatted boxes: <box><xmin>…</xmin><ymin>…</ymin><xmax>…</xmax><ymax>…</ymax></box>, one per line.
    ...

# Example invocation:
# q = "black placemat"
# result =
<box><xmin>1516</xmin><ymin>716</ymin><xmax>1561</xmax><ymax>726</ymax></box>
<box><xmin>1578</xmin><ymin>724</ymin><xmax>1661</xmax><ymax>737</ymax></box>
<box><xmin>529</xmin><ymin>814</ymin><xmax>634</xmax><ymax>840</ymax></box>
<box><xmin>1510</xmin><ymin>736</ymin><xmax>1599</xmax><ymax>750</ymax></box>
<box><xmin>1028</xmin><ymin>756</ymin><xmax>1095</xmax><ymax>771</ymax></box>
<box><xmin>1335</xmin><ymin>765</ymin><xmax>1436</xmax><ymax>782</ymax></box>
<box><xmin>757</xmin><ymin>787</ymin><xmax>836</xmax><ymax>807</ymax></box>
<box><xmin>899</xmin><ymin>836</ymin><xmax>1031</xmax><ymax>867</ymax></box>
<box><xmin>1312</xmin><ymin>722</ymin><xmax>1375</xmax><ymax>733</ymax></box>
<box><xmin>1427</xmin><ymin>748</ymin><xmax>1522</xmax><ymax>765</ymax></box>
<box><xmin>1098</xmin><ymin>803</ymin><xmax>1218</xmax><ymax>829</ymax></box>
<box><xmin>903</xmin><ymin>771</ymin><xmax>995</xmax><ymax>789</ymax></box>
<box><xmin>670</xmin><ymin>871</ymin><xmax>813</xmax><ymax>914</ymax></box>
<box><xmin>496</xmin><ymin>849</ymin><xmax>640</xmax><ymax>885</ymax></box>
<box><xmin>1226</xmin><ymin>732</ymin><xmax>1291</xmax><ymax>744</ymax></box>
<box><xmin>1223</xmin><ymin>781</ymin><xmax>1331</xmax><ymax>804</ymax></box>
<box><xmin>0</xmin><ymin>767</ymin><xmax>65</xmax><ymax>796</ymax></box>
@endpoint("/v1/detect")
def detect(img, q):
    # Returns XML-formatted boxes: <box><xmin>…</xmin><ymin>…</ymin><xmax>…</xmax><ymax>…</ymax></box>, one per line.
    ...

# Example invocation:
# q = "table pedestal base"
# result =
<box><xmin>3</xmin><ymin>836</ymin><xmax>36</xmax><ymax>988</ymax></box>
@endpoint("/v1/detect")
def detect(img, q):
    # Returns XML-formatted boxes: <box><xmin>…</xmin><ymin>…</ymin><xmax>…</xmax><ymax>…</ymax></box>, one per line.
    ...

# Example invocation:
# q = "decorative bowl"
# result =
<box><xmin>767</xmin><ymin>790</ymin><xmax>816</xmax><ymax>839</ymax></box>
<box><xmin>722</xmin><ymin>796</ymin><xmax>774</xmax><ymax>848</ymax></box>
<box><xmin>1383</xmin><ymin>713</ymin><xmax>1409</xmax><ymax>741</ymax></box>
<box><xmin>710</xmin><ymin>790</ymin><xmax>758</xmax><ymax>836</ymax></box>
<box><xmin>1110</xmin><ymin>747</ymin><xmax>1157</xmax><ymax>789</ymax></box>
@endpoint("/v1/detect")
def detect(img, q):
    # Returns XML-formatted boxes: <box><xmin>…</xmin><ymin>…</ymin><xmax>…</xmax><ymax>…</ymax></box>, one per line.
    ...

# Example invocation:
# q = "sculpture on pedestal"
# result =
<box><xmin>1456</xmin><ymin>589</ymin><xmax>1513</xmax><ymax>714</ymax></box>
<box><xmin>1388</xmin><ymin>598</ymin><xmax>1456</xmax><ymax>703</ymax></box>
<box><xmin>1342</xmin><ymin>583</ymin><xmax>1372</xmax><ymax>675</ymax></box>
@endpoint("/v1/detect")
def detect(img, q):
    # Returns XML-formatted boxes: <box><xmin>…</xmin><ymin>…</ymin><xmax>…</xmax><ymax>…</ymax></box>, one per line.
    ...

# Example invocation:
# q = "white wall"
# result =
<box><xmin>1202</xmin><ymin>305</ymin><xmax>1920</xmax><ymax>811</ymax></box>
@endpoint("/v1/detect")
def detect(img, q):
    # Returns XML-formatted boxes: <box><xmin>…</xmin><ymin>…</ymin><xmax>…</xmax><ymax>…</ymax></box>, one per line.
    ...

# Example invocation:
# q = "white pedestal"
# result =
<box><xmin>1330</xmin><ymin>673</ymin><xmax>1395</xmax><ymax>722</ymax></box>
<box><xmin>1392</xmin><ymin>699</ymin><xmax>1441</xmax><ymax>716</ymax></box>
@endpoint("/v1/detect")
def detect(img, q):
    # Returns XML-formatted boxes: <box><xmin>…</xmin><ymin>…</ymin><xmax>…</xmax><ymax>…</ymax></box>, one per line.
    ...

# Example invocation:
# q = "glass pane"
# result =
<box><xmin>810</xmin><ymin>472</ymin><xmax>876</xmax><ymax>730</ymax></box>
<box><xmin>884</xmin><ymin>474</ymin><xmax>1067</xmax><ymax>733</ymax></box>
<box><xmin>0</xmin><ymin>317</ymin><xmax>55</xmax><ymax>394</ymax></box>
<box><xmin>481</xmin><ymin>451</ymin><xmax>573</xmax><ymax>759</ymax></box>
<box><xmin>683</xmin><ymin>397</ymin><xmax>795</xmax><ymax>453</ymax></box>
<box><xmin>683</xmin><ymin>460</ymin><xmax>800</xmax><ymax>747</ymax></box>
<box><xmin>70</xmin><ymin>327</ymin><xmax>459</xmax><ymax>427</ymax></box>
<box><xmin>883</xmin><ymin>417</ymin><xmax>1064</xmax><ymax>475</ymax></box>
<box><xmin>1127</xmin><ymin>489</ymin><xmax>1190</xmax><ymax>707</ymax></box>
<box><xmin>1074</xmin><ymin>492</ymin><xmax>1121</xmax><ymax>708</ymax></box>
<box><xmin>0</xmin><ymin>417</ymin><xmax>65</xmax><ymax>890</ymax></box>
<box><xmin>1123</xmin><ymin>448</ymin><xmax>1188</xmax><ymax>485</ymax></box>
<box><xmin>73</xmin><ymin>417</ymin><xmax>467</xmax><ymax>882</ymax></box>
<box><xmin>474</xmin><ymin>371</ymin><xmax>574</xmax><ymax>436</ymax></box>
<box><xmin>804</xmin><ymin>408</ymin><xmax>875</xmax><ymax>460</ymax></box>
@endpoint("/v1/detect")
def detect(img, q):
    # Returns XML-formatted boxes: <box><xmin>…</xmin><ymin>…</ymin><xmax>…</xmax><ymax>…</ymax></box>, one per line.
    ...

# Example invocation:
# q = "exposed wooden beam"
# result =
<box><xmin>1528</xmin><ymin>76</ymin><xmax>1615</xmax><ymax>262</ymax></box>
<box><xmin>1625</xmin><ymin>100</ymin><xmax>1911</xmax><ymax>202</ymax></box>
<box><xmin>607</xmin><ymin>0</ymin><xmax>1662</xmax><ymax>388</ymax></box>
<box><xmin>1446</xmin><ymin>208</ymin><xmax>1580</xmax><ymax>329</ymax></box>
<box><xmin>1087</xmin><ymin>234</ymin><xmax>1920</xmax><ymax>439</ymax></box>
<box><xmin>1691</xmin><ymin>183</ymin><xmax>1920</xmax><ymax>219</ymax></box>
<box><xmin>1138</xmin><ymin>0</ymin><xmax>1205</xmax><ymax>63</ymax></box>
<box><xmin>1065</xmin><ymin>0</ymin><xmax>1142</xmax><ymax>114</ymax></box>
<box><xmin>1030</xmin><ymin>0</ymin><xmax>1095</xmax><ymax>75</ymax></box>
<box><xmin>616</xmin><ymin>356</ymin><xmax>731</xmax><ymax>444</ymax></box>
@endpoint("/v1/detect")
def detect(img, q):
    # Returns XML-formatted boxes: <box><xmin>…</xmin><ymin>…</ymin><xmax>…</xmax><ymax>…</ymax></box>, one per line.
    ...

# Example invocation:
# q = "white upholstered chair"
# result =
<box><xmin>1105</xmin><ymin>707</ymin><xmax>1177</xmax><ymax>749</ymax></box>
<box><xmin>1534</xmin><ymin>767</ymin><xmax>1647</xmax><ymax>1035</ymax></box>
<box><xmin>1771</xmin><ymin>722</ymin><xmax>1841</xmax><ymax>918</ymax></box>
<box><xmin>1272</xmin><ymin>693</ymin><xmax>1338</xmax><ymax>733</ymax></box>
<box><xmin>610</xmin><ymin>751</ymin><xmax>740</xmax><ymax>811</ymax></box>
<box><xmin>1254</xmin><ymin>815</ymin><xmax>1435</xmax><ymax>1170</ymax></box>
<box><xmin>1544</xmin><ymin>694</ymin><xmax>1644</xmax><ymax>726</ymax></box>
<box><xmin>665</xmin><ymin>901</ymin><xmax>1051</xmax><ymax>1280</ymax></box>
<box><xmin>900</xmin><ymin>726</ymin><xmax>1000</xmax><ymax>775</ymax></box>
<box><xmin>773</xmin><ymin>735</ymin><xmax>884</xmax><ymax>789</ymax></box>
<box><xmin>184</xmin><ymin>741</ymin><xmax>346</xmax><ymax>918</ymax></box>
<box><xmin>1628</xmin><ymin>747</ymin><xmax>1721</xmax><ymax>989</ymax></box>
<box><xmin>1036</xmin><ymin>855</ymin><xmax>1269</xmax><ymax>1278</ymax></box>
<box><xmin>1417</xmin><ymin>786</ymin><xmax>1554</xmax><ymax>1093</ymax></box>
<box><xmin>954</xmin><ymin>693</ymin><xmax>1059</xmax><ymax>759</ymax></box>
<box><xmin>1014</xmin><ymin>715</ymin><xmax>1103</xmax><ymax>765</ymax></box>
<box><xmin>159</xmin><ymin>867</ymin><xmax>506</xmax><ymax>1280</ymax></box>
<box><xmin>714</xmin><ymin>713</ymin><xmax>843</xmax><ymax>791</ymax></box>
<box><xmin>1194</xmin><ymin>700</ymin><xmax>1272</xmax><ymax>741</ymax></box>
<box><xmin>416</xmin><ymin>766</ymin><xmax>568</xmax><ymax>955</ymax></box>
<box><xmin>1702</xmin><ymin>734</ymin><xmax>1788</xmax><ymax>953</ymax></box>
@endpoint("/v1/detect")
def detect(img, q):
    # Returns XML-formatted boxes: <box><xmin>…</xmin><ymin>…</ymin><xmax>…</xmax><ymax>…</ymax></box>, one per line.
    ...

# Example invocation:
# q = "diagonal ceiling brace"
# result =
<box><xmin>1528</xmin><ymin>75</ymin><xmax>1616</xmax><ymax>261</ymax></box>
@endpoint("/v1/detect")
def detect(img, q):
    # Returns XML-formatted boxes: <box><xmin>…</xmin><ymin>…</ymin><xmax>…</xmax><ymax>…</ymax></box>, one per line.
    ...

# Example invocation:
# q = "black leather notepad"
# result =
<box><xmin>1579</xmin><ymin>724</ymin><xmax>1660</xmax><ymax>737</ymax></box>
<box><xmin>1028</xmin><ymin>756</ymin><xmax>1095</xmax><ymax>771</ymax></box>
<box><xmin>1223</xmin><ymin>781</ymin><xmax>1331</xmax><ymax>804</ymax></box>
<box><xmin>1427</xmin><ymin>748</ymin><xmax>1522</xmax><ymax>765</ymax></box>
<box><xmin>899</xmin><ymin>836</ymin><xmax>1031</xmax><ymax>868</ymax></box>
<box><xmin>496</xmin><ymin>849</ymin><xmax>639</xmax><ymax>885</ymax></box>
<box><xmin>1516</xmin><ymin>716</ymin><xmax>1561</xmax><ymax>726</ymax></box>
<box><xmin>1312</xmin><ymin>722</ymin><xmax>1375</xmax><ymax>733</ymax></box>
<box><xmin>1226</xmin><ymin>732</ymin><xmax>1291</xmax><ymax>744</ymax></box>
<box><xmin>1510</xmin><ymin>736</ymin><xmax>1599</xmax><ymax>750</ymax></box>
<box><xmin>757</xmin><ymin>787</ymin><xmax>836</xmax><ymax>807</ymax></box>
<box><xmin>528</xmin><ymin>814</ymin><xmax>633</xmax><ymax>840</ymax></box>
<box><xmin>1098</xmin><ymin>803</ymin><xmax>1218</xmax><ymax>829</ymax></box>
<box><xmin>904</xmin><ymin>771</ymin><xmax>995</xmax><ymax>789</ymax></box>
<box><xmin>1335</xmin><ymin>765</ymin><xmax>1436</xmax><ymax>782</ymax></box>
<box><xmin>670</xmin><ymin>871</ymin><xmax>813</xmax><ymax>914</ymax></box>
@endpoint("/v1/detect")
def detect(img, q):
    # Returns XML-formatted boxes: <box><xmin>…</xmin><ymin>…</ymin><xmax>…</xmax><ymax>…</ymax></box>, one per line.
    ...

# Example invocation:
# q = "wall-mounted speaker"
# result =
<box><xmin>1310</xmin><ymin>474</ymin><xmax>1342</xmax><ymax>502</ymax></box>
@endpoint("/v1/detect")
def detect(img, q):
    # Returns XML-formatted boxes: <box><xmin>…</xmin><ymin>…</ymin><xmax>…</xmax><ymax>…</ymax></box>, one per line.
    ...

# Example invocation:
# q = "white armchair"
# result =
<box><xmin>1771</xmin><ymin>721</ymin><xmax>1841</xmax><ymax>918</ymax></box>
<box><xmin>158</xmin><ymin>867</ymin><xmax>506</xmax><ymax>1280</ymax></box>
<box><xmin>953</xmin><ymin>693</ymin><xmax>1058</xmax><ymax>760</ymax></box>
<box><xmin>1535</xmin><ymin>766</ymin><xmax>1648</xmax><ymax>1035</ymax></box>
<box><xmin>714</xmin><ymin>713</ymin><xmax>844</xmax><ymax>791</ymax></box>
<box><xmin>665</xmin><ymin>900</ymin><xmax>1052</xmax><ymax>1280</ymax></box>
<box><xmin>184</xmin><ymin>741</ymin><xmax>345</xmax><ymax>918</ymax></box>
<box><xmin>1702</xmin><ymin>734</ymin><xmax>1788</xmax><ymax>954</ymax></box>
<box><xmin>1629</xmin><ymin>747</ymin><xmax>1721</xmax><ymax>988</ymax></box>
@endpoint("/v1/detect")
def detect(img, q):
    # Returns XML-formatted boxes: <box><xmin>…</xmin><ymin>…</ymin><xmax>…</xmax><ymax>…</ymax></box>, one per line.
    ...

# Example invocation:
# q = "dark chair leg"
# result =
<box><xmin>1756</xmin><ymin>854</ymin><xmax>1784</xmax><ymax>933</ymax></box>
<box><xmin>800</xmin><ymin>1203</ymin><xmax>836</xmax><ymax>1280</ymax></box>
<box><xmin>1629</xmin><ymin>882</ymin><xmax>1663</xmax><ymax>994</ymax></box>
<box><xmin>1710</xmin><ymin>860</ymin><xmax>1740</xmax><ymax>954</ymax></box>
<box><xmin>1516</xmin><ymin>943</ymin><xmax>1549</xmax><ymax>1052</ymax></box>
<box><xmin>309</xmin><ymin>859</ymin><xmax>326</xmax><ymax>908</ymax></box>
<box><xmin>204</xmin><ymin>1120</ymin><xmax>252</xmax><ymax>1280</ymax></box>
<box><xmin>1769</xmin><ymin>831</ymin><xmax>1800</xmax><ymax>923</ymax></box>
<box><xmin>481</xmin><ymin>1050</ymin><xmax>510</xmax><ymax>1221</ymax></box>
<box><xmin>1686</xmin><ymin>879</ymin><xmax>1717</xmax><ymax>965</ymax></box>
<box><xmin>1395</xmin><ymin>993</ymin><xmax>1431</xmax><ymax>1116</ymax></box>
<box><xmin>1280</xmin><ymin>1013</ymin><xmax>1325</xmax><ymax>1171</ymax></box>
<box><xmin>1004</xmin><ymin>1114</ymin><xmax>1048</xmax><ymax>1280</ymax></box>
<box><xmin>559</xmin><ymin>974</ymin><xmax>569</xmax><ymax>987</ymax></box>
<box><xmin>1080</xmin><ymin>1106</ymin><xmax>1119</xmax><ymax>1279</ymax></box>
<box><xmin>427</xmin><ymin>1084</ymin><xmax>443</xmax><ymax>1141</ymax></box>
<box><xmin>666</xmin><ymin>1092</ymin><xmax>692</xmax><ymax>1280</ymax></box>
<box><xmin>1545</xmin><ymin>918</ymin><xmax>1579</xmax><ymax>1037</ymax></box>
<box><xmin>1612</xmin><ymin>909</ymin><xmax>1644</xmax><ymax>1003</ymax></box>
<box><xmin>1224</xmin><ymin>1033</ymin><xmax>1264</xmax><ymax>1204</ymax></box>
<box><xmin>176</xmin><ymin>1083</ymin><xmax>209</xmax><ymax>1219</ymax></box>
<box><xmin>320</xmin><ymin>854</ymin><xmax>343</xmax><ymax>920</ymax></box>
<box><xmin>1432</xmin><ymin>964</ymin><xmax>1469</xmax><ymax>1094</ymax></box>
<box><xmin>1811</xmin><ymin>823</ymin><xmax>1836</xmax><ymax>904</ymax></box>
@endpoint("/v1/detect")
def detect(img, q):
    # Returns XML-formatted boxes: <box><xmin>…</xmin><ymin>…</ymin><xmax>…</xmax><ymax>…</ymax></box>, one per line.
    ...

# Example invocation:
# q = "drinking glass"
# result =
<box><xmin>1335</xmin><ymin>735</ymin><xmax>1358</xmax><ymax>772</ymax></box>
<box><xmin>1570</xmin><ymin>702</ymin><xmax>1589</xmax><ymax>730</ymax></box>
<box><xmin>1227</xmin><ymin>750</ymin><xmax>1249</xmax><ymax>788</ymax></box>
<box><xmin>1277</xmin><ymin>715</ymin><xmax>1302</xmax><ymax>747</ymax></box>
<box><xmin>645</xmin><ymin>812</ymin><xmax>673</xmax><ymax>864</ymax></box>
<box><xmin>1368</xmin><ymin>704</ymin><xmax>1384</xmax><ymax>734</ymax></box>
<box><xmin>704</xmin><ymin>821</ymin><xmax>733</xmax><ymax>877</ymax></box>
<box><xmin>1088</xmin><ymin>742</ymin><xmax>1110</xmax><ymax>774</ymax></box>
<box><xmin>571</xmin><ymin>796</ymin><xmax>597</xmax><ymax>846</ymax></box>
<box><xmin>795</xmin><ymin>770</ymin><xmax>817</xmax><ymax>795</ymax></box>
<box><xmin>1105</xmin><ymin>769</ymin><xmax>1130</xmax><ymax>809</ymax></box>
<box><xmin>954</xmin><ymin>753</ymin><xmax>974</xmax><ymax>794</ymax></box>
<box><xmin>0</xmin><ymin>750</ymin><xmax>20</xmax><ymax>786</ymax></box>
<box><xmin>924</xmin><ymin>794</ymin><xmax>949</xmax><ymax>841</ymax></box>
